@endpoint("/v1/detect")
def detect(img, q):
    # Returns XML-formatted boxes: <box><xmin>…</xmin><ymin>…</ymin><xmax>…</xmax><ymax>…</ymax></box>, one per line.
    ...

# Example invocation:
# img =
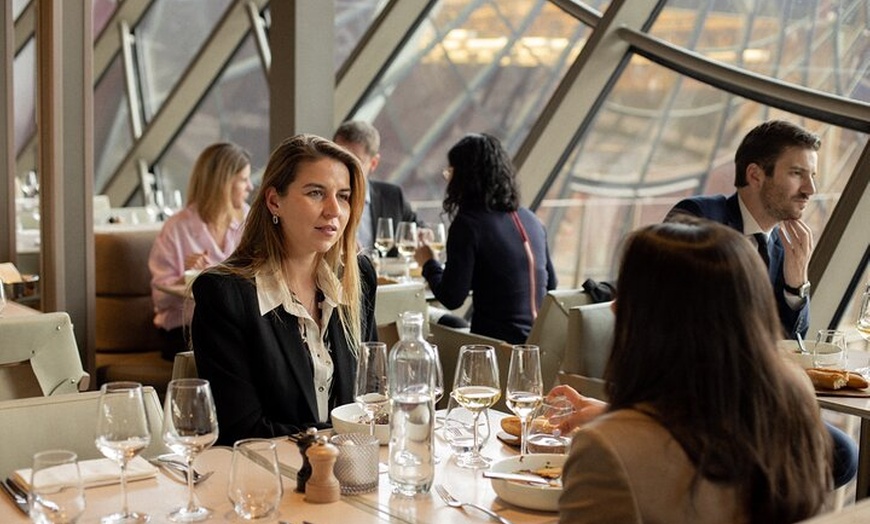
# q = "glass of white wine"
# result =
<box><xmin>450</xmin><ymin>345</ymin><xmax>500</xmax><ymax>468</ymax></box>
<box><xmin>395</xmin><ymin>221</ymin><xmax>418</xmax><ymax>282</ymax></box>
<box><xmin>162</xmin><ymin>378</ymin><xmax>219</xmax><ymax>522</ymax></box>
<box><xmin>94</xmin><ymin>382</ymin><xmax>151</xmax><ymax>524</ymax></box>
<box><xmin>855</xmin><ymin>283</ymin><xmax>870</xmax><ymax>376</ymax></box>
<box><xmin>355</xmin><ymin>342</ymin><xmax>390</xmax><ymax>436</ymax></box>
<box><xmin>374</xmin><ymin>217</ymin><xmax>395</xmax><ymax>259</ymax></box>
<box><xmin>506</xmin><ymin>345</ymin><xmax>543</xmax><ymax>456</ymax></box>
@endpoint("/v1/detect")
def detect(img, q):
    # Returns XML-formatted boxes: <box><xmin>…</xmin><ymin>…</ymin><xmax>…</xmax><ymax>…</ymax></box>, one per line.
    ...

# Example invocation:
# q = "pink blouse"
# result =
<box><xmin>148</xmin><ymin>204</ymin><xmax>248</xmax><ymax>330</ymax></box>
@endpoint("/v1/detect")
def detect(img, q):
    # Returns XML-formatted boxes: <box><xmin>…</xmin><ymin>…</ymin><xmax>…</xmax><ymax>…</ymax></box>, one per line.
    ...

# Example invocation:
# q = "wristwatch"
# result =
<box><xmin>784</xmin><ymin>281</ymin><xmax>811</xmax><ymax>299</ymax></box>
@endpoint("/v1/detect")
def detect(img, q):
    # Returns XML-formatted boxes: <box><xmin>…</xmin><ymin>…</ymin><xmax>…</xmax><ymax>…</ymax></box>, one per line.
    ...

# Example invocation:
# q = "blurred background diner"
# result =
<box><xmin>0</xmin><ymin>0</ymin><xmax>867</xmax><ymax>517</ymax></box>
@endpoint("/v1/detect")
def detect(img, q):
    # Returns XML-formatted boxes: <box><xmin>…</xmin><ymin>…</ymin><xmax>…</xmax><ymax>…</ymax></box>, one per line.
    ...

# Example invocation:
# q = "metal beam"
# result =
<box><xmin>13</xmin><ymin>0</ymin><xmax>34</xmax><ymax>56</ymax></box>
<box><xmin>102</xmin><ymin>0</ymin><xmax>268</xmax><ymax>205</ymax></box>
<box><xmin>617</xmin><ymin>26</ymin><xmax>870</xmax><ymax>132</ymax></box>
<box><xmin>334</xmin><ymin>0</ymin><xmax>437</xmax><ymax>126</ymax></box>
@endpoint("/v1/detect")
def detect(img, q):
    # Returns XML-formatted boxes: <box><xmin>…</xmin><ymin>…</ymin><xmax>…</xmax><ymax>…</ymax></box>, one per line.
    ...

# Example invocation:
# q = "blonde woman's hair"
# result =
<box><xmin>186</xmin><ymin>142</ymin><xmax>251</xmax><ymax>225</ymax></box>
<box><xmin>222</xmin><ymin>134</ymin><xmax>366</xmax><ymax>350</ymax></box>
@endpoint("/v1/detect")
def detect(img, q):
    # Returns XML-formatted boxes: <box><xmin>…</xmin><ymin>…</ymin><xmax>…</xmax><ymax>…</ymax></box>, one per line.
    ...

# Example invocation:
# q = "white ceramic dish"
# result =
<box><xmin>489</xmin><ymin>453</ymin><xmax>565</xmax><ymax>512</ymax></box>
<box><xmin>330</xmin><ymin>403</ymin><xmax>389</xmax><ymax>445</ymax></box>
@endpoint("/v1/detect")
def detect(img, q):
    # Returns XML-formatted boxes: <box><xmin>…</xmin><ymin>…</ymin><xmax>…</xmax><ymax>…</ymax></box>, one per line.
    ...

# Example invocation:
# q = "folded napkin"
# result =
<box><xmin>13</xmin><ymin>456</ymin><xmax>157</xmax><ymax>490</ymax></box>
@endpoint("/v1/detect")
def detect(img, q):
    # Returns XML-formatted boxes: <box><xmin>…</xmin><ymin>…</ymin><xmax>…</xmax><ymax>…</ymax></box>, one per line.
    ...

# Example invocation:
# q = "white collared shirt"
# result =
<box><xmin>255</xmin><ymin>260</ymin><xmax>345</xmax><ymax>422</ymax></box>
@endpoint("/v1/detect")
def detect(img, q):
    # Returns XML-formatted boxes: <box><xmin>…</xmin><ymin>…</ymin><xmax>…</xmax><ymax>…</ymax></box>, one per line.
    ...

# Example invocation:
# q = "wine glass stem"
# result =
<box><xmin>185</xmin><ymin>456</ymin><xmax>197</xmax><ymax>512</ymax></box>
<box><xmin>404</xmin><ymin>256</ymin><xmax>410</xmax><ymax>280</ymax></box>
<box><xmin>120</xmin><ymin>461</ymin><xmax>130</xmax><ymax>516</ymax></box>
<box><xmin>520</xmin><ymin>418</ymin><xmax>529</xmax><ymax>456</ymax></box>
<box><xmin>471</xmin><ymin>410</ymin><xmax>481</xmax><ymax>461</ymax></box>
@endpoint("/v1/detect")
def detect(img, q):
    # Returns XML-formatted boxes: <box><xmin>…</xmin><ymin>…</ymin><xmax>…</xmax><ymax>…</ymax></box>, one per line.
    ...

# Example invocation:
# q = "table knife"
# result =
<box><xmin>0</xmin><ymin>478</ymin><xmax>28</xmax><ymax>515</ymax></box>
<box><xmin>482</xmin><ymin>471</ymin><xmax>556</xmax><ymax>485</ymax></box>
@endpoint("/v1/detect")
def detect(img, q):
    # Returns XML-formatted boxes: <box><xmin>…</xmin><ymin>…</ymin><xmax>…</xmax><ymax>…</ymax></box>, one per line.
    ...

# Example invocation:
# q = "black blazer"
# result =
<box><xmin>668</xmin><ymin>193</ymin><xmax>809</xmax><ymax>339</ymax></box>
<box><xmin>191</xmin><ymin>256</ymin><xmax>377</xmax><ymax>445</ymax></box>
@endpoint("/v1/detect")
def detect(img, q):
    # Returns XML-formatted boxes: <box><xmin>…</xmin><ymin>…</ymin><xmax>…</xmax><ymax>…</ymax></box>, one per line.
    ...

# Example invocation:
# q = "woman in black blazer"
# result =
<box><xmin>191</xmin><ymin>134</ymin><xmax>377</xmax><ymax>446</ymax></box>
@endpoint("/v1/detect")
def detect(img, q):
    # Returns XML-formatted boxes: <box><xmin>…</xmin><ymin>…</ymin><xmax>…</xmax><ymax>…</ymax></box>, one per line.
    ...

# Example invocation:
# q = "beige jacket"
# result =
<box><xmin>559</xmin><ymin>409</ymin><xmax>745</xmax><ymax>524</ymax></box>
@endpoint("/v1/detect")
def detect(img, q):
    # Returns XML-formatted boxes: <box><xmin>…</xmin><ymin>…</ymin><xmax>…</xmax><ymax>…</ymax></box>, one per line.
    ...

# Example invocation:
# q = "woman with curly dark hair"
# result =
<box><xmin>414</xmin><ymin>133</ymin><xmax>556</xmax><ymax>343</ymax></box>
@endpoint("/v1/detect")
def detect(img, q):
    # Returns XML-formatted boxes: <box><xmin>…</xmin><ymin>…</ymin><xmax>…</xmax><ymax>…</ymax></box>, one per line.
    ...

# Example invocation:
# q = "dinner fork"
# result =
<box><xmin>150</xmin><ymin>458</ymin><xmax>213</xmax><ymax>485</ymax></box>
<box><xmin>435</xmin><ymin>484</ymin><xmax>513</xmax><ymax>524</ymax></box>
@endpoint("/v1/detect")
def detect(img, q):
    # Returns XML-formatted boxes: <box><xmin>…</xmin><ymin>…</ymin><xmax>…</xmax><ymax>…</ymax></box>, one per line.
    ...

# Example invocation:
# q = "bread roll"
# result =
<box><xmin>806</xmin><ymin>368</ymin><xmax>868</xmax><ymax>390</ymax></box>
<box><xmin>500</xmin><ymin>416</ymin><xmax>522</xmax><ymax>436</ymax></box>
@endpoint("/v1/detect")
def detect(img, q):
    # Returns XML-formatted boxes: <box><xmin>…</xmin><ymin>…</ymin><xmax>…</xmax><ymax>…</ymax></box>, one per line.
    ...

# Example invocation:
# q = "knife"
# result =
<box><xmin>482</xmin><ymin>471</ymin><xmax>557</xmax><ymax>485</ymax></box>
<box><xmin>0</xmin><ymin>478</ymin><xmax>28</xmax><ymax>515</ymax></box>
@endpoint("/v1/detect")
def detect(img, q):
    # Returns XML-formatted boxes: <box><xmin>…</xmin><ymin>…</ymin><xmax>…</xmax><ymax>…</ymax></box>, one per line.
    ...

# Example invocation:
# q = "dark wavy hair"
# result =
<box><xmin>734</xmin><ymin>120</ymin><xmax>820</xmax><ymax>187</ymax></box>
<box><xmin>606</xmin><ymin>217</ymin><xmax>830</xmax><ymax>523</ymax></box>
<box><xmin>443</xmin><ymin>133</ymin><xmax>519</xmax><ymax>218</ymax></box>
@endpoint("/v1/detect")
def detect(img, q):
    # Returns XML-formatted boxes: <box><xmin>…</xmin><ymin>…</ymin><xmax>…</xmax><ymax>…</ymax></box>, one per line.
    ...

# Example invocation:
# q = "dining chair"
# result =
<box><xmin>525</xmin><ymin>289</ymin><xmax>594</xmax><ymax>390</ymax></box>
<box><xmin>375</xmin><ymin>281</ymin><xmax>428</xmax><ymax>337</ymax></box>
<box><xmin>0</xmin><ymin>387</ymin><xmax>168</xmax><ymax>475</ymax></box>
<box><xmin>0</xmin><ymin>311</ymin><xmax>89</xmax><ymax>401</ymax></box>
<box><xmin>558</xmin><ymin>301</ymin><xmax>615</xmax><ymax>401</ymax></box>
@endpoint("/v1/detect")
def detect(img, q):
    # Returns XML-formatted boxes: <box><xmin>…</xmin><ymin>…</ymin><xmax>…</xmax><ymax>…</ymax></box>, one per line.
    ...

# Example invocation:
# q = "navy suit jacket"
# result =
<box><xmin>370</xmin><ymin>180</ymin><xmax>419</xmax><ymax>232</ymax></box>
<box><xmin>669</xmin><ymin>193</ymin><xmax>809</xmax><ymax>339</ymax></box>
<box><xmin>191</xmin><ymin>256</ymin><xmax>377</xmax><ymax>445</ymax></box>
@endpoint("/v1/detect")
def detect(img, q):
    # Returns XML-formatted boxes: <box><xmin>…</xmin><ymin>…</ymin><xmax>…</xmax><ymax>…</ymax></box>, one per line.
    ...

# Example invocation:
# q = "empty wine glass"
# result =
<box><xmin>94</xmin><ymin>382</ymin><xmax>151</xmax><ymax>524</ymax></box>
<box><xmin>228</xmin><ymin>439</ymin><xmax>283</xmax><ymax>520</ymax></box>
<box><xmin>355</xmin><ymin>342</ymin><xmax>389</xmax><ymax>436</ymax></box>
<box><xmin>450</xmin><ymin>345</ymin><xmax>500</xmax><ymax>468</ymax></box>
<box><xmin>430</xmin><ymin>223</ymin><xmax>447</xmax><ymax>262</ymax></box>
<box><xmin>162</xmin><ymin>378</ymin><xmax>219</xmax><ymax>522</ymax></box>
<box><xmin>395</xmin><ymin>221</ymin><xmax>418</xmax><ymax>282</ymax></box>
<box><xmin>506</xmin><ymin>345</ymin><xmax>544</xmax><ymax>456</ymax></box>
<box><xmin>29</xmin><ymin>450</ymin><xmax>85</xmax><ymax>524</ymax></box>
<box><xmin>374</xmin><ymin>218</ymin><xmax>395</xmax><ymax>259</ymax></box>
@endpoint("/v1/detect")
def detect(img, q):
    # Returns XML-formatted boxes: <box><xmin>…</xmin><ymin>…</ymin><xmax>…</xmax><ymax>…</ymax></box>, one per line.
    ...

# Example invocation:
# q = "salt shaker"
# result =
<box><xmin>295</xmin><ymin>427</ymin><xmax>318</xmax><ymax>493</ymax></box>
<box><xmin>304</xmin><ymin>436</ymin><xmax>340</xmax><ymax>503</ymax></box>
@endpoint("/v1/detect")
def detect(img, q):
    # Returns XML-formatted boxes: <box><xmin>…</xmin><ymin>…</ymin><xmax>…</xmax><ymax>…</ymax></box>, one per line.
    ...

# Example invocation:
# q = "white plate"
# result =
<box><xmin>330</xmin><ymin>403</ymin><xmax>389</xmax><ymax>445</ymax></box>
<box><xmin>489</xmin><ymin>453</ymin><xmax>565</xmax><ymax>512</ymax></box>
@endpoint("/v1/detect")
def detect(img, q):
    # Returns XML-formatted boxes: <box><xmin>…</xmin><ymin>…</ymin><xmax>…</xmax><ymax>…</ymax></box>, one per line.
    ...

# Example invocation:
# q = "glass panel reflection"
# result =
<box><xmin>353</xmin><ymin>0</ymin><xmax>599</xmax><ymax>225</ymax></box>
<box><xmin>335</xmin><ymin>0</ymin><xmax>386</xmax><ymax>71</ymax></box>
<box><xmin>651</xmin><ymin>1</ymin><xmax>869</xmax><ymax>103</ymax></box>
<box><xmin>94</xmin><ymin>54</ymin><xmax>133</xmax><ymax>192</ymax></box>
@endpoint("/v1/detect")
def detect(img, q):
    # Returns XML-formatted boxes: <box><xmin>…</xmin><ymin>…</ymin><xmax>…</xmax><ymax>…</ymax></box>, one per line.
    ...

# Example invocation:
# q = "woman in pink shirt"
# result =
<box><xmin>148</xmin><ymin>142</ymin><xmax>253</xmax><ymax>359</ymax></box>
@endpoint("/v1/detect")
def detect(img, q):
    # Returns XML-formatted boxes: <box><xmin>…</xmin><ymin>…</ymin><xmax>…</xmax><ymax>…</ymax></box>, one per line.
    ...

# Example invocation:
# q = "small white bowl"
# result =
<box><xmin>489</xmin><ymin>453</ymin><xmax>565</xmax><ymax>512</ymax></box>
<box><xmin>330</xmin><ymin>403</ymin><xmax>389</xmax><ymax>445</ymax></box>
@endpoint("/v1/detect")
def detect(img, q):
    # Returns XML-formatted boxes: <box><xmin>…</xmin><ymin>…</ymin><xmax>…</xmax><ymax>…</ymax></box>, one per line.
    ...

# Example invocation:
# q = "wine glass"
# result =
<box><xmin>430</xmin><ymin>222</ymin><xmax>447</xmax><ymax>262</ymax></box>
<box><xmin>94</xmin><ymin>382</ymin><xmax>151</xmax><ymax>524</ymax></box>
<box><xmin>395</xmin><ymin>221</ymin><xmax>418</xmax><ymax>282</ymax></box>
<box><xmin>855</xmin><ymin>284</ymin><xmax>870</xmax><ymax>375</ymax></box>
<box><xmin>506</xmin><ymin>345</ymin><xmax>544</xmax><ymax>456</ymax></box>
<box><xmin>431</xmin><ymin>344</ymin><xmax>444</xmax><ymax>463</ymax></box>
<box><xmin>450</xmin><ymin>345</ymin><xmax>500</xmax><ymax>468</ymax></box>
<box><xmin>162</xmin><ymin>378</ymin><xmax>219</xmax><ymax>522</ymax></box>
<box><xmin>29</xmin><ymin>450</ymin><xmax>86</xmax><ymax>523</ymax></box>
<box><xmin>355</xmin><ymin>342</ymin><xmax>389</xmax><ymax>436</ymax></box>
<box><xmin>374</xmin><ymin>218</ymin><xmax>395</xmax><ymax>259</ymax></box>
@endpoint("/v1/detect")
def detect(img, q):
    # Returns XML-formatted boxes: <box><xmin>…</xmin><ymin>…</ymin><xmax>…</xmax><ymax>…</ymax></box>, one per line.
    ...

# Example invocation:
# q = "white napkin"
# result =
<box><xmin>13</xmin><ymin>456</ymin><xmax>157</xmax><ymax>490</ymax></box>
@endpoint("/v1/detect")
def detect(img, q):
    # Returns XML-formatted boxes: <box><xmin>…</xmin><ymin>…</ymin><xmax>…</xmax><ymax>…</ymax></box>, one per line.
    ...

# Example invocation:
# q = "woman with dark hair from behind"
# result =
<box><xmin>555</xmin><ymin>217</ymin><xmax>829</xmax><ymax>523</ymax></box>
<box><xmin>191</xmin><ymin>134</ymin><xmax>377</xmax><ymax>446</ymax></box>
<box><xmin>414</xmin><ymin>133</ymin><xmax>556</xmax><ymax>344</ymax></box>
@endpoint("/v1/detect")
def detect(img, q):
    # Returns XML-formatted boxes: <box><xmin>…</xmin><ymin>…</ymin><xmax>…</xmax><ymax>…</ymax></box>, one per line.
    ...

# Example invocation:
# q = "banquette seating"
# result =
<box><xmin>94</xmin><ymin>225</ymin><xmax>173</xmax><ymax>398</ymax></box>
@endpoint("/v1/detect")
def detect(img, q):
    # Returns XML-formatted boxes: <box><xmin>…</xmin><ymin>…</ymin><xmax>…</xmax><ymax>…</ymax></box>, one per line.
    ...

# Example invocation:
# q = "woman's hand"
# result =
<box><xmin>547</xmin><ymin>385</ymin><xmax>608</xmax><ymax>433</ymax></box>
<box><xmin>413</xmin><ymin>244</ymin><xmax>434</xmax><ymax>266</ymax></box>
<box><xmin>184</xmin><ymin>251</ymin><xmax>210</xmax><ymax>271</ymax></box>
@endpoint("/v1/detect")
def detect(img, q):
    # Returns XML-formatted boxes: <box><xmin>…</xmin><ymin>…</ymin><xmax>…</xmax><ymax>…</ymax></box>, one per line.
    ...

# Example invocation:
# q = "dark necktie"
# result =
<box><xmin>753</xmin><ymin>233</ymin><xmax>770</xmax><ymax>267</ymax></box>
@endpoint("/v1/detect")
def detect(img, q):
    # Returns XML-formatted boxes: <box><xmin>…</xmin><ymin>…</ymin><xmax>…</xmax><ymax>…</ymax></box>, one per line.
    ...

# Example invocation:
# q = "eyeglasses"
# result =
<box><xmin>442</xmin><ymin>167</ymin><xmax>453</xmax><ymax>180</ymax></box>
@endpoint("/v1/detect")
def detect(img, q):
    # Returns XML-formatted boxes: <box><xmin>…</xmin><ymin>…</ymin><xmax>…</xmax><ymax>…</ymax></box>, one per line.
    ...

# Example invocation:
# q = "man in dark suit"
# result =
<box><xmin>333</xmin><ymin>121</ymin><xmax>420</xmax><ymax>251</ymax></box>
<box><xmin>666</xmin><ymin>120</ymin><xmax>858</xmax><ymax>489</ymax></box>
<box><xmin>667</xmin><ymin>120</ymin><xmax>818</xmax><ymax>340</ymax></box>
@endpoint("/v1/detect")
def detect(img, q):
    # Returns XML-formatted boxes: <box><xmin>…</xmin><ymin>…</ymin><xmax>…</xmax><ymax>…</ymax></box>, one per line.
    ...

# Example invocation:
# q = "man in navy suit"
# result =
<box><xmin>667</xmin><ymin>120</ymin><xmax>818</xmax><ymax>340</ymax></box>
<box><xmin>667</xmin><ymin>121</ymin><xmax>858</xmax><ymax>489</ymax></box>
<box><xmin>333</xmin><ymin>121</ymin><xmax>420</xmax><ymax>251</ymax></box>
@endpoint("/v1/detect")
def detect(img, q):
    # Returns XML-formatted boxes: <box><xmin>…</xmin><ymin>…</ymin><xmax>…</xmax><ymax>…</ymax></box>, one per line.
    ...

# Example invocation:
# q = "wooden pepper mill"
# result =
<box><xmin>304</xmin><ymin>435</ymin><xmax>340</xmax><ymax>503</ymax></box>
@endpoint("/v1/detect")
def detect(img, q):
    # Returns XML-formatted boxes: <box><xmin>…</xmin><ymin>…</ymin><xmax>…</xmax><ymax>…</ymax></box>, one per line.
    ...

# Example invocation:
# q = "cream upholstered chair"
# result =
<box><xmin>558</xmin><ymin>301</ymin><xmax>615</xmax><ymax>401</ymax></box>
<box><xmin>0</xmin><ymin>387</ymin><xmax>168</xmax><ymax>474</ymax></box>
<box><xmin>525</xmin><ymin>289</ymin><xmax>594</xmax><ymax>390</ymax></box>
<box><xmin>429</xmin><ymin>322</ymin><xmax>513</xmax><ymax>411</ymax></box>
<box><xmin>0</xmin><ymin>312</ymin><xmax>89</xmax><ymax>401</ymax></box>
<box><xmin>375</xmin><ymin>281</ymin><xmax>428</xmax><ymax>337</ymax></box>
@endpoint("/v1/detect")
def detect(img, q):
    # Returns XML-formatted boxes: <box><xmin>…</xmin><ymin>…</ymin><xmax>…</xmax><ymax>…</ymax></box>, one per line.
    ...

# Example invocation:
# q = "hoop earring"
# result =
<box><xmin>272</xmin><ymin>214</ymin><xmax>279</xmax><ymax>225</ymax></box>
